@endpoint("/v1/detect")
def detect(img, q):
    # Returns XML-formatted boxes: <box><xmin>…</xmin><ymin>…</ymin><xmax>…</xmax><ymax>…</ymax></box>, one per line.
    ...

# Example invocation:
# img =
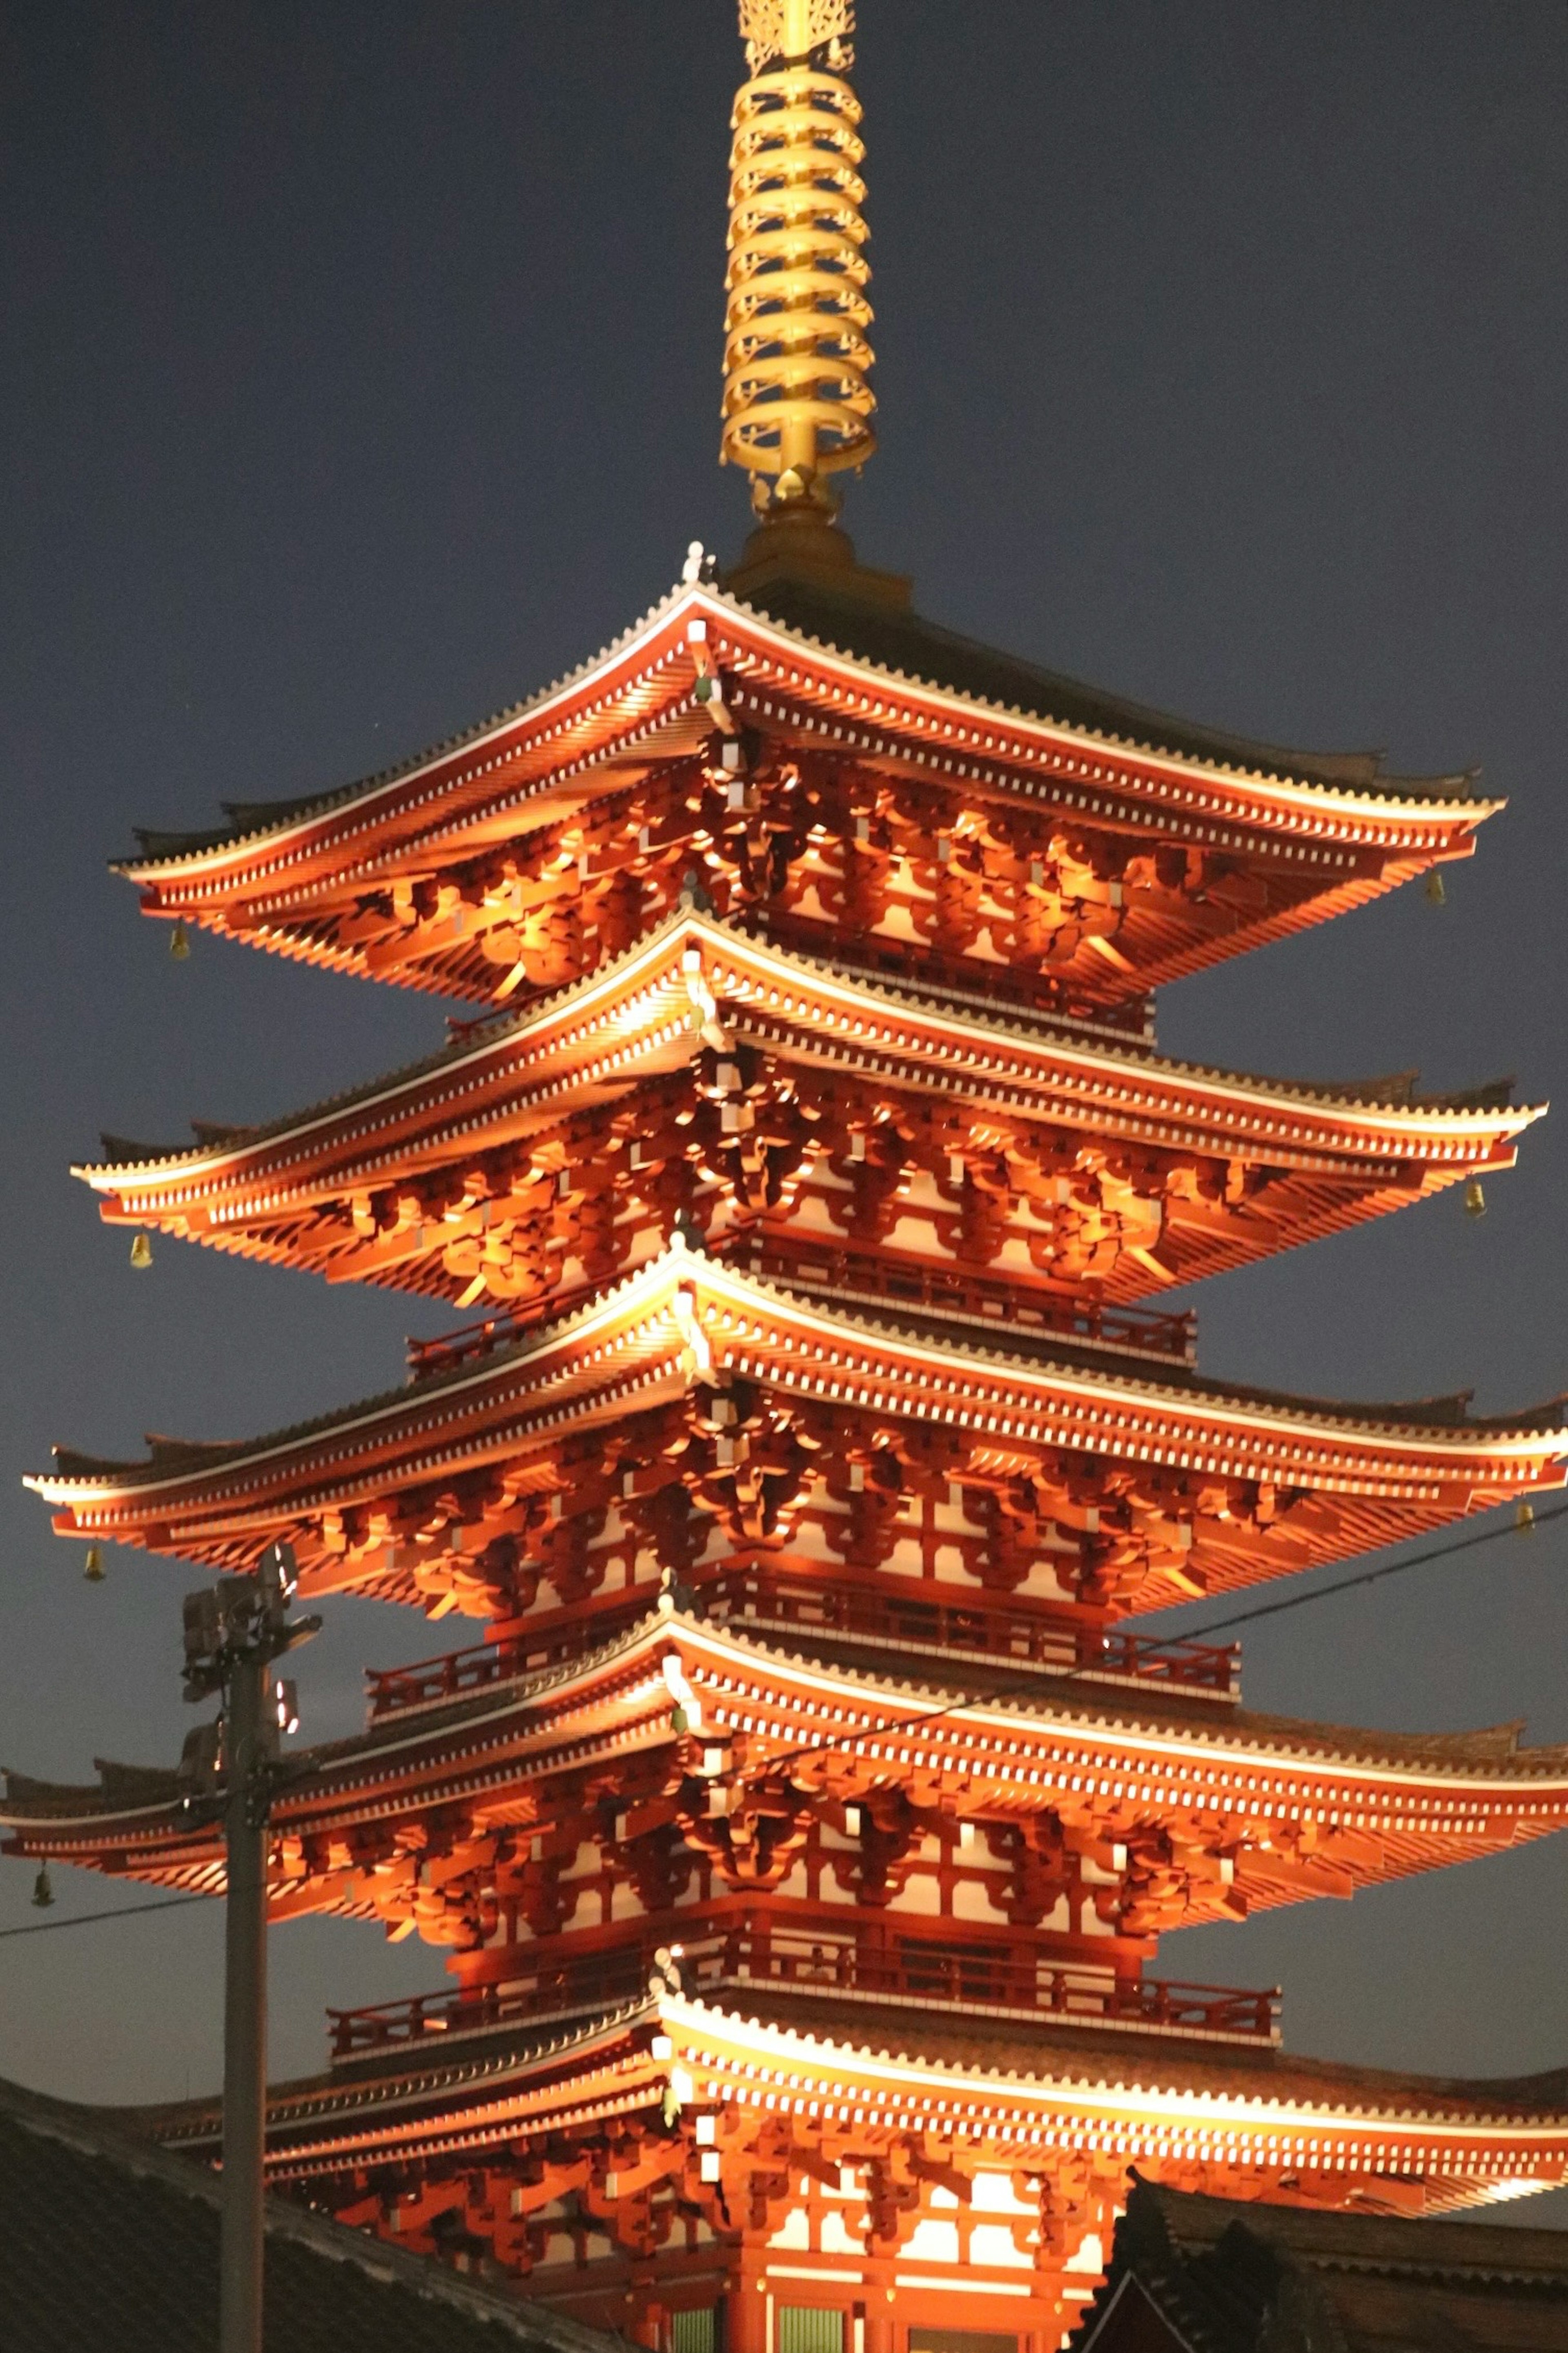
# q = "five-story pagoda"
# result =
<box><xmin>8</xmin><ymin>6</ymin><xmax>1568</xmax><ymax>2348</ymax></box>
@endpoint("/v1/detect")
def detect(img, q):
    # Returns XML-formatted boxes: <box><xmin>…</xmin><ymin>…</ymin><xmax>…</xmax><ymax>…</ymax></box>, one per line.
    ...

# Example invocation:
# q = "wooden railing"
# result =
<box><xmin>405</xmin><ymin>1244</ymin><xmax>1195</xmax><ymax>1382</ymax></box>
<box><xmin>364</xmin><ymin>1604</ymin><xmax>645</xmax><ymax>1715</ymax></box>
<box><xmin>327</xmin><ymin>1928</ymin><xmax>1278</xmax><ymax>2058</ymax></box>
<box><xmin>701</xmin><ymin>1568</ymin><xmax>1239</xmax><ymax>1694</ymax></box>
<box><xmin>716</xmin><ymin>1239</ymin><xmax>1197</xmax><ymax>1365</ymax></box>
<box><xmin>407</xmin><ymin>1304</ymin><xmax>567</xmax><ymax>1381</ymax></box>
<box><xmin>364</xmin><ymin>1574</ymin><xmax>1238</xmax><ymax>1718</ymax></box>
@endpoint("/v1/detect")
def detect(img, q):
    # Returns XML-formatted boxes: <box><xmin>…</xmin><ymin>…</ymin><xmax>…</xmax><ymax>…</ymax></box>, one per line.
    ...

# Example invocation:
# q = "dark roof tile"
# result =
<box><xmin>0</xmin><ymin>2073</ymin><xmax>617</xmax><ymax>2353</ymax></box>
<box><xmin>1070</xmin><ymin>2177</ymin><xmax>1568</xmax><ymax>2353</ymax></box>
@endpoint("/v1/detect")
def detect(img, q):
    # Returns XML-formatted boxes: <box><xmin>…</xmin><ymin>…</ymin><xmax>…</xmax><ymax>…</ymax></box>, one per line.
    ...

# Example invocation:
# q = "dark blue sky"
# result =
<box><xmin>1</xmin><ymin>1</ymin><xmax>1564</xmax><ymax>2211</ymax></box>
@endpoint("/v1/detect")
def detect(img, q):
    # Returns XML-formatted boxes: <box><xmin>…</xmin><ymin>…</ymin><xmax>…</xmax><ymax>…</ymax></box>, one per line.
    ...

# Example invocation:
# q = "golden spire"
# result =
<box><xmin>722</xmin><ymin>0</ymin><xmax>875</xmax><ymax>523</ymax></box>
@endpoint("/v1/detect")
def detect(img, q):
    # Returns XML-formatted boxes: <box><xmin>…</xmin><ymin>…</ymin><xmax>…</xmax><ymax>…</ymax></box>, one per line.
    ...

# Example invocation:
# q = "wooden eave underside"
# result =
<box><xmin>76</xmin><ymin>914</ymin><xmax>1537</xmax><ymax>1304</ymax></box>
<box><xmin>8</xmin><ymin>1609</ymin><xmax>1568</xmax><ymax>1917</ymax></box>
<box><xmin>29</xmin><ymin>1248</ymin><xmax>1568</xmax><ymax>1584</ymax></box>
<box><xmin>137</xmin><ymin>1988</ymin><xmax>1568</xmax><ymax>2201</ymax></box>
<box><xmin>116</xmin><ymin>585</ymin><xmax>1498</xmax><ymax>1000</ymax></box>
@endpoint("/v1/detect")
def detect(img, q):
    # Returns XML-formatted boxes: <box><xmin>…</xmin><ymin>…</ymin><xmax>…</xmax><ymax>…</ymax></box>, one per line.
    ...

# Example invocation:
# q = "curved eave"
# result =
<box><xmin>113</xmin><ymin>1990</ymin><xmax>1568</xmax><ymax>2205</ymax></box>
<box><xmin>8</xmin><ymin>1611</ymin><xmax>1568</xmax><ymax>1927</ymax></box>
<box><xmin>27</xmin><ymin>1249</ymin><xmax>1568</xmax><ymax>1599</ymax></box>
<box><xmin>114</xmin><ymin>587</ymin><xmax>1499</xmax><ymax>990</ymax></box>
<box><xmin>69</xmin><ymin>914</ymin><xmax>1540</xmax><ymax>1311</ymax></box>
<box><xmin>663</xmin><ymin>1986</ymin><xmax>1568</xmax><ymax>2175</ymax></box>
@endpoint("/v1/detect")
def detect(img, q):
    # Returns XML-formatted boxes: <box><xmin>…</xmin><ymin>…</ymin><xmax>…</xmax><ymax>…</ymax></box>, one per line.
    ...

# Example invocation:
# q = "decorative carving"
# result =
<box><xmin>738</xmin><ymin>2</ymin><xmax>855</xmax><ymax>72</ymax></box>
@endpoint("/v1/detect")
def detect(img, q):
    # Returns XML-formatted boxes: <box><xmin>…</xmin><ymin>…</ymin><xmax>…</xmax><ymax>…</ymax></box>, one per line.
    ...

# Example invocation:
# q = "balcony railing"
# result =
<box><xmin>327</xmin><ymin>1926</ymin><xmax>1278</xmax><ymax>2059</ymax></box>
<box><xmin>717</xmin><ymin>1238</ymin><xmax>1197</xmax><ymax>1366</ymax></box>
<box><xmin>405</xmin><ymin>1242</ymin><xmax>1195</xmax><ymax>1382</ymax></box>
<box><xmin>365</xmin><ymin>1571</ymin><xmax>1238</xmax><ymax>1719</ymax></box>
<box><xmin>407</xmin><ymin>1303</ymin><xmax>571</xmax><ymax>1382</ymax></box>
<box><xmin>702</xmin><ymin>1567</ymin><xmax>1239</xmax><ymax>1695</ymax></box>
<box><xmin>364</xmin><ymin>1601</ymin><xmax>645</xmax><ymax>1716</ymax></box>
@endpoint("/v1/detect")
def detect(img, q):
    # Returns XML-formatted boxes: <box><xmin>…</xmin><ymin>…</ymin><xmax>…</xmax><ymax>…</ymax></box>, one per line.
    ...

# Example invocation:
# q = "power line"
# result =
<box><xmin>1162</xmin><ymin>1498</ymin><xmax>1566</xmax><ymax>1648</ymax></box>
<box><xmin>6</xmin><ymin>1500</ymin><xmax>1561</xmax><ymax>1925</ymax></box>
<box><xmin>0</xmin><ymin>1892</ymin><xmax>211</xmax><ymax>1940</ymax></box>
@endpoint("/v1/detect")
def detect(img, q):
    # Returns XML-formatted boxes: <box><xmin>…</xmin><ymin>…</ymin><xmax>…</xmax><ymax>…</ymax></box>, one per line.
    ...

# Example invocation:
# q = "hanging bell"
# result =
<box><xmin>83</xmin><ymin>1543</ymin><xmax>105</xmax><ymax>1583</ymax></box>
<box><xmin>169</xmin><ymin>921</ymin><xmax>191</xmax><ymax>960</ymax></box>
<box><xmin>1425</xmin><ymin>870</ymin><xmax>1446</xmax><ymax>907</ymax></box>
<box><xmin>1516</xmin><ymin>1500</ymin><xmax>1536</xmax><ymax>1534</ymax></box>
<box><xmin>31</xmin><ymin>1865</ymin><xmax>55</xmax><ymax>1910</ymax></box>
<box><xmin>129</xmin><ymin>1229</ymin><xmax>153</xmax><ymax>1269</ymax></box>
<box><xmin>1464</xmin><ymin>1179</ymin><xmax>1486</xmax><ymax>1220</ymax></box>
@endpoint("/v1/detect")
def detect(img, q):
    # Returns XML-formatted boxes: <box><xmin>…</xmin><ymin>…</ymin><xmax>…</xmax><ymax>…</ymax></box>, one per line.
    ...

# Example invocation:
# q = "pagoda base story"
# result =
<box><xmin>129</xmin><ymin>1985</ymin><xmax>1568</xmax><ymax>2353</ymax></box>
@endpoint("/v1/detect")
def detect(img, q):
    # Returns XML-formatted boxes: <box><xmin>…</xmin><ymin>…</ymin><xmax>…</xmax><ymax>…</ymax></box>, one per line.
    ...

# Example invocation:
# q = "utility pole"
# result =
<box><xmin>181</xmin><ymin>1541</ymin><xmax>319</xmax><ymax>2353</ymax></box>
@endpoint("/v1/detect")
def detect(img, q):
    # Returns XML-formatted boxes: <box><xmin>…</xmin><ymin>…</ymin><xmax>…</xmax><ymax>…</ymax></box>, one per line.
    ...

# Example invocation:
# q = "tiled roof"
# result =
<box><xmin>107</xmin><ymin>1985</ymin><xmax>1568</xmax><ymax>2169</ymax></box>
<box><xmin>35</xmin><ymin>1235</ymin><xmax>1568</xmax><ymax>1490</ymax></box>
<box><xmin>74</xmin><ymin>906</ymin><xmax>1530</xmax><ymax>1180</ymax></box>
<box><xmin>119</xmin><ymin>572</ymin><xmax>1481</xmax><ymax>873</ymax></box>
<box><xmin>0</xmin><ymin>2072</ymin><xmax>617</xmax><ymax>2353</ymax></box>
<box><xmin>1069</xmin><ymin>2175</ymin><xmax>1568</xmax><ymax>2352</ymax></box>
<box><xmin>734</xmin><ymin>574</ymin><xmax>1474</xmax><ymax>801</ymax></box>
<box><xmin>8</xmin><ymin>1603</ymin><xmax>1568</xmax><ymax>1839</ymax></box>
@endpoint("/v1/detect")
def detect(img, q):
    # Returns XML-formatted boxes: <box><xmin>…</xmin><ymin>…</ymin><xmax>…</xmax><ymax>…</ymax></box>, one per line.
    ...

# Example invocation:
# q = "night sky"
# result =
<box><xmin>2</xmin><ymin>1</ymin><xmax>1564</xmax><ymax>2216</ymax></box>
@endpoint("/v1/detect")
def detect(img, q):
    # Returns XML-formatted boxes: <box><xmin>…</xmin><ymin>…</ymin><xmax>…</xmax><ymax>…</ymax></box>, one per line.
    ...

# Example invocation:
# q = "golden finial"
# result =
<box><xmin>723</xmin><ymin>0</ymin><xmax>875</xmax><ymax>522</ymax></box>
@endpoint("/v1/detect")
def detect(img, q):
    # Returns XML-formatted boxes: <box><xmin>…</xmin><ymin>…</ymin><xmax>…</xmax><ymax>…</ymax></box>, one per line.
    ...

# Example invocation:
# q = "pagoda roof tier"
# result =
<box><xmin>29</xmin><ymin>1245</ymin><xmax>1566</xmax><ymax>1616</ymax></box>
<box><xmin>77</xmin><ymin>912</ymin><xmax>1538</xmax><ymax>1317</ymax></box>
<box><xmin>134</xmin><ymin>1985</ymin><xmax>1568</xmax><ymax>2213</ymax></box>
<box><xmin>116</xmin><ymin>578</ymin><xmax>1498</xmax><ymax>1011</ymax></box>
<box><xmin>8</xmin><ymin>1609</ymin><xmax>1567</xmax><ymax>1937</ymax></box>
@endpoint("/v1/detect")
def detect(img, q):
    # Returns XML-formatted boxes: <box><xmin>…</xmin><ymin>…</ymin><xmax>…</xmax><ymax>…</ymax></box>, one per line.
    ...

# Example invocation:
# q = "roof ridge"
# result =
<box><xmin>714</xmin><ymin>580</ymin><xmax>1486</xmax><ymax>807</ymax></box>
<box><xmin>0</xmin><ymin>2075</ymin><xmax>615</xmax><ymax>2349</ymax></box>
<box><xmin>75</xmin><ymin>908</ymin><xmax>1541</xmax><ymax>1181</ymax></box>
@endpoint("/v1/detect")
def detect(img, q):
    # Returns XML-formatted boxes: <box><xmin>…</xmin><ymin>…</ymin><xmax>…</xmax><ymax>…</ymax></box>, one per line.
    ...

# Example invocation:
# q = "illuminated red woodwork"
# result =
<box><xmin>118</xmin><ymin>583</ymin><xmax>1497</xmax><ymax>1024</ymax></box>
<box><xmin>76</xmin><ymin>913</ymin><xmax>1536</xmax><ymax>1324</ymax></box>
<box><xmin>9</xmin><ymin>436</ymin><xmax>1568</xmax><ymax>2353</ymax></box>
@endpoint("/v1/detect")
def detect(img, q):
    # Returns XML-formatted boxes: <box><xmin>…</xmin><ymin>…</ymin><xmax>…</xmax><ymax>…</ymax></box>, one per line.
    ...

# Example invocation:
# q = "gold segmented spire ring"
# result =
<box><xmin>723</xmin><ymin>2</ymin><xmax>875</xmax><ymax>515</ymax></box>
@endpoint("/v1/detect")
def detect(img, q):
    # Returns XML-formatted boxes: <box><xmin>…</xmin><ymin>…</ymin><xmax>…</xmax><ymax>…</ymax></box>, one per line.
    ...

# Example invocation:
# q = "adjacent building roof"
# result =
<box><xmin>0</xmin><ymin>2070</ymin><xmax>617</xmax><ymax>2353</ymax></box>
<box><xmin>1069</xmin><ymin>2174</ymin><xmax>1568</xmax><ymax>2352</ymax></box>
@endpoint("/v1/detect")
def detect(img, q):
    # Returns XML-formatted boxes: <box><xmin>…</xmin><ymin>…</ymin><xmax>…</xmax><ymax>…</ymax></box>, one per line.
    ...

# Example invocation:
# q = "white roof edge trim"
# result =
<box><xmin>26</xmin><ymin>1245</ymin><xmax>1568</xmax><ymax>1504</ymax></box>
<box><xmin>701</xmin><ymin>589</ymin><xmax>1501</xmax><ymax>829</ymax></box>
<box><xmin>72</xmin><ymin>910</ymin><xmax>1544</xmax><ymax>1188</ymax></box>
